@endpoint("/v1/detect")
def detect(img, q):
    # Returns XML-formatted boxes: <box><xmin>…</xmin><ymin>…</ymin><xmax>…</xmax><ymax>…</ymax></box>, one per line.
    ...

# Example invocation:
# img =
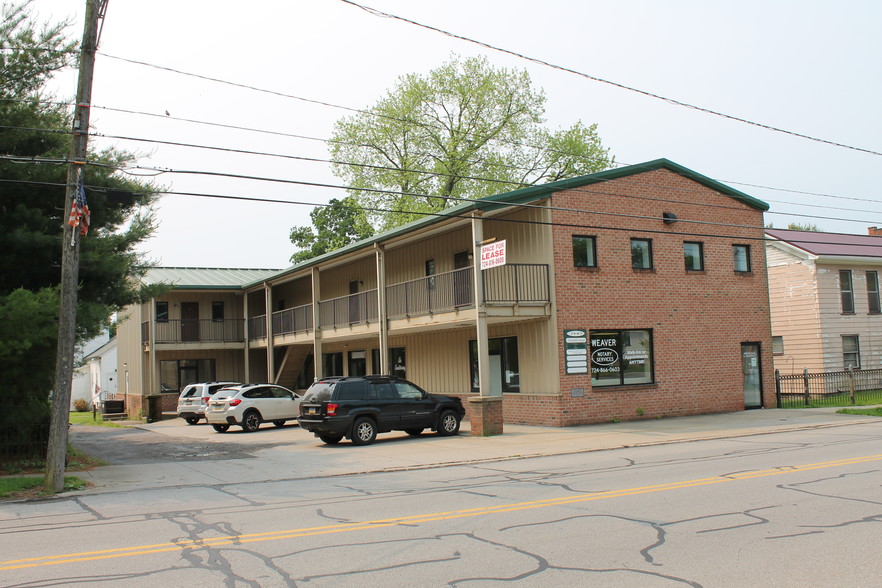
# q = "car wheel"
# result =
<box><xmin>405</xmin><ymin>428</ymin><xmax>423</xmax><ymax>436</ymax></box>
<box><xmin>212</xmin><ymin>424</ymin><xmax>230</xmax><ymax>433</ymax></box>
<box><xmin>351</xmin><ymin>417</ymin><xmax>377</xmax><ymax>446</ymax></box>
<box><xmin>319</xmin><ymin>434</ymin><xmax>343</xmax><ymax>445</ymax></box>
<box><xmin>185</xmin><ymin>417</ymin><xmax>200</xmax><ymax>425</ymax></box>
<box><xmin>437</xmin><ymin>410</ymin><xmax>461</xmax><ymax>436</ymax></box>
<box><xmin>273</xmin><ymin>420</ymin><xmax>285</xmax><ymax>427</ymax></box>
<box><xmin>242</xmin><ymin>411</ymin><xmax>261</xmax><ymax>432</ymax></box>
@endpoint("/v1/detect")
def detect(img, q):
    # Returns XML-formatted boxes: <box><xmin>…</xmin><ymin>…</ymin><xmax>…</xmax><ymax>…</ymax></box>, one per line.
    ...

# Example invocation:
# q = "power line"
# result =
<box><xmin>3</xmin><ymin>159</ymin><xmax>879</xmax><ymax>234</ymax></box>
<box><xmin>4</xmin><ymin>121</ymin><xmax>879</xmax><ymax>218</ymax></box>
<box><xmin>337</xmin><ymin>0</ymin><xmax>882</xmax><ymax>158</ymax></box>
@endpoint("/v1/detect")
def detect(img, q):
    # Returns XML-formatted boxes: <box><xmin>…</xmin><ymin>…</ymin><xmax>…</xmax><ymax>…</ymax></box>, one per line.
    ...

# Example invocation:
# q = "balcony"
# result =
<box><xmin>387</xmin><ymin>267</ymin><xmax>473</xmax><ymax>319</ymax></box>
<box><xmin>272</xmin><ymin>303</ymin><xmax>313</xmax><ymax>335</ymax></box>
<box><xmin>141</xmin><ymin>319</ymin><xmax>245</xmax><ymax>344</ymax></box>
<box><xmin>319</xmin><ymin>289</ymin><xmax>379</xmax><ymax>328</ymax></box>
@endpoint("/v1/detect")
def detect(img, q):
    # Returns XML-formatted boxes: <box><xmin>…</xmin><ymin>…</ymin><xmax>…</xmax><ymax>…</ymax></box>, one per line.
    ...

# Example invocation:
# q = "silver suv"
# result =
<box><xmin>206</xmin><ymin>384</ymin><xmax>301</xmax><ymax>432</ymax></box>
<box><xmin>176</xmin><ymin>382</ymin><xmax>241</xmax><ymax>424</ymax></box>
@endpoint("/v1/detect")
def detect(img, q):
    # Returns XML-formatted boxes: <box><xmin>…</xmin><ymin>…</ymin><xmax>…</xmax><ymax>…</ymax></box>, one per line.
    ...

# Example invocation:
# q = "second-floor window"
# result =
<box><xmin>733</xmin><ymin>244</ymin><xmax>751</xmax><ymax>272</ymax></box>
<box><xmin>156</xmin><ymin>301</ymin><xmax>169</xmax><ymax>322</ymax></box>
<box><xmin>631</xmin><ymin>238</ymin><xmax>653</xmax><ymax>269</ymax></box>
<box><xmin>212</xmin><ymin>301</ymin><xmax>224</xmax><ymax>322</ymax></box>
<box><xmin>867</xmin><ymin>271</ymin><xmax>881</xmax><ymax>314</ymax></box>
<box><xmin>683</xmin><ymin>241</ymin><xmax>704</xmax><ymax>271</ymax></box>
<box><xmin>425</xmin><ymin>259</ymin><xmax>436</xmax><ymax>290</ymax></box>
<box><xmin>573</xmin><ymin>235</ymin><xmax>597</xmax><ymax>268</ymax></box>
<box><xmin>839</xmin><ymin>270</ymin><xmax>855</xmax><ymax>314</ymax></box>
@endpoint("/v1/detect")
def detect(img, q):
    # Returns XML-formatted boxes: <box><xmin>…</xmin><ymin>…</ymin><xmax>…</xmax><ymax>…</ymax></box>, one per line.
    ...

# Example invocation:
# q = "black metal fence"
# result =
<box><xmin>776</xmin><ymin>368</ymin><xmax>882</xmax><ymax>408</ymax></box>
<box><xmin>0</xmin><ymin>424</ymin><xmax>49</xmax><ymax>463</ymax></box>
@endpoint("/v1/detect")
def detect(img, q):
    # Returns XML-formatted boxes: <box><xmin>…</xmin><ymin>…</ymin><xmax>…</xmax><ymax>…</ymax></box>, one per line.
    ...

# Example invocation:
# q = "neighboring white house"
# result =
<box><xmin>765</xmin><ymin>227</ymin><xmax>882</xmax><ymax>374</ymax></box>
<box><xmin>70</xmin><ymin>337</ymin><xmax>118</xmax><ymax>410</ymax></box>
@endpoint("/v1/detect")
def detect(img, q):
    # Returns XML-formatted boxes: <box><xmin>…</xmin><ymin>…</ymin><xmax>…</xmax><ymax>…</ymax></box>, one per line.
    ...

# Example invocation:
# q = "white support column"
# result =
<box><xmin>375</xmin><ymin>244</ymin><xmax>389</xmax><ymax>375</ymax></box>
<box><xmin>471</xmin><ymin>213</ymin><xmax>493</xmax><ymax>397</ymax></box>
<box><xmin>148</xmin><ymin>297</ymin><xmax>157</xmax><ymax>396</ymax></box>
<box><xmin>311</xmin><ymin>267</ymin><xmax>322</xmax><ymax>380</ymax></box>
<box><xmin>264</xmin><ymin>283</ymin><xmax>274</xmax><ymax>383</ymax></box>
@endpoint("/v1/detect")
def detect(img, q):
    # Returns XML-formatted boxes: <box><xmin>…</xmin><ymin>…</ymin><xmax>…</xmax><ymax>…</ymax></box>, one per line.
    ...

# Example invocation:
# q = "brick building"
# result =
<box><xmin>117</xmin><ymin>159</ymin><xmax>775</xmax><ymax>428</ymax></box>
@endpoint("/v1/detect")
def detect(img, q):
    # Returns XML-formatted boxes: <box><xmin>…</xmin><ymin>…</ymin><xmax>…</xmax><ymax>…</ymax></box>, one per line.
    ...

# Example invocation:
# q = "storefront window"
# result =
<box><xmin>590</xmin><ymin>329</ymin><xmax>653</xmax><ymax>387</ymax></box>
<box><xmin>159</xmin><ymin>359</ymin><xmax>216</xmax><ymax>393</ymax></box>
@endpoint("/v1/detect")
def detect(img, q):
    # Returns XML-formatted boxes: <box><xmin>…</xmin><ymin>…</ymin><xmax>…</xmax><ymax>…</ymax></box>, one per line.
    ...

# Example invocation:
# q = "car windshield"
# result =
<box><xmin>180</xmin><ymin>385</ymin><xmax>199</xmax><ymax>398</ymax></box>
<box><xmin>302</xmin><ymin>382</ymin><xmax>335</xmax><ymax>402</ymax></box>
<box><xmin>214</xmin><ymin>388</ymin><xmax>239</xmax><ymax>399</ymax></box>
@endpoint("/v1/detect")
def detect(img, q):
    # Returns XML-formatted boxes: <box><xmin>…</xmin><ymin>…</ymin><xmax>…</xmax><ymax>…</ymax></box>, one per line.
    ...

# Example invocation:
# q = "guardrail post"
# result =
<box><xmin>775</xmin><ymin>369</ymin><xmax>781</xmax><ymax>408</ymax></box>
<box><xmin>803</xmin><ymin>368</ymin><xmax>810</xmax><ymax>406</ymax></box>
<box><xmin>847</xmin><ymin>365</ymin><xmax>855</xmax><ymax>405</ymax></box>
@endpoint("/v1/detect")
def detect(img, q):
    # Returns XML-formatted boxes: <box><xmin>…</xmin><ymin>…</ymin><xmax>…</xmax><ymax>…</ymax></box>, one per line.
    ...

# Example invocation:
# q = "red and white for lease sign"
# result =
<box><xmin>480</xmin><ymin>239</ymin><xmax>507</xmax><ymax>270</ymax></box>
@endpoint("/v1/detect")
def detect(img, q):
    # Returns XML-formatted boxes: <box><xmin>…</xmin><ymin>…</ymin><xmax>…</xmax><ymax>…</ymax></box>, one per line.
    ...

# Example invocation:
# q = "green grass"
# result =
<box><xmin>837</xmin><ymin>407</ymin><xmax>882</xmax><ymax>417</ymax></box>
<box><xmin>68</xmin><ymin>411</ymin><xmax>127</xmax><ymax>427</ymax></box>
<box><xmin>0</xmin><ymin>476</ymin><xmax>87</xmax><ymax>499</ymax></box>
<box><xmin>779</xmin><ymin>389</ymin><xmax>882</xmax><ymax>409</ymax></box>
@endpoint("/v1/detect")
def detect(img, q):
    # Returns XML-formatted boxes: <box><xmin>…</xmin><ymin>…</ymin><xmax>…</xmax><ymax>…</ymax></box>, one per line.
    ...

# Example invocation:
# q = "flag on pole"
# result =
<box><xmin>67</xmin><ymin>171</ymin><xmax>90</xmax><ymax>236</ymax></box>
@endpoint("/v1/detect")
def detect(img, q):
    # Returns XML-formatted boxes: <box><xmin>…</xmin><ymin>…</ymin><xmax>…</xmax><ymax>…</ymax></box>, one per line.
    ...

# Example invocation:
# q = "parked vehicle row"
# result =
<box><xmin>175</xmin><ymin>376</ymin><xmax>465</xmax><ymax>446</ymax></box>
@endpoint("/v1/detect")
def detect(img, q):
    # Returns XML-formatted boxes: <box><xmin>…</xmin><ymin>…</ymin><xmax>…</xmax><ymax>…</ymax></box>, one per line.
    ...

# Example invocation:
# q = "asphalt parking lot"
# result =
<box><xmin>69</xmin><ymin>419</ymin><xmax>296</xmax><ymax>465</ymax></box>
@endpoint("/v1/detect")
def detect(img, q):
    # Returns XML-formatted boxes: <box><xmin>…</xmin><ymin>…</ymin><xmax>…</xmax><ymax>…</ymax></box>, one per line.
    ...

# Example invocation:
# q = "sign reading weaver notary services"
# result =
<box><xmin>564</xmin><ymin>328</ymin><xmax>588</xmax><ymax>374</ymax></box>
<box><xmin>480</xmin><ymin>239</ymin><xmax>506</xmax><ymax>270</ymax></box>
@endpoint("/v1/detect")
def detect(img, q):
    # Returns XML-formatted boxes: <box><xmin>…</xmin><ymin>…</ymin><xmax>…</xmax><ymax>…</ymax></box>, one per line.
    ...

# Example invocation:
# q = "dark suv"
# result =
<box><xmin>297</xmin><ymin>375</ymin><xmax>465</xmax><ymax>445</ymax></box>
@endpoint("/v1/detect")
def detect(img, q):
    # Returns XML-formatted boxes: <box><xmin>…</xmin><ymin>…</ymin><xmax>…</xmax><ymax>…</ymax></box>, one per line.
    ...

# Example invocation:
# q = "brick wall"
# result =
<box><xmin>541</xmin><ymin>168</ymin><xmax>773</xmax><ymax>425</ymax></box>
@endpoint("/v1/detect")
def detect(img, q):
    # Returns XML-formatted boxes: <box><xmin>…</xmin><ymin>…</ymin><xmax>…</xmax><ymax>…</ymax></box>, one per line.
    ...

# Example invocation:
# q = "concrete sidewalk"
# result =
<box><xmin>73</xmin><ymin>407</ymin><xmax>881</xmax><ymax>495</ymax></box>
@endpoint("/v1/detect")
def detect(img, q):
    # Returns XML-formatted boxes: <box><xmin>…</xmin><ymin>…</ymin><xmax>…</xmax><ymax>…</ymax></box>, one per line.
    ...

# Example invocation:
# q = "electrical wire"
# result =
<box><xmin>336</xmin><ymin>0</ymin><xmax>882</xmax><ymax>158</ymax></box>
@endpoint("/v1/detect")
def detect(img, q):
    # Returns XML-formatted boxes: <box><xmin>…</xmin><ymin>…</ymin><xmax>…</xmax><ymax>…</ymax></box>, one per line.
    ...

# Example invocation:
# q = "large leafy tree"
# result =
<box><xmin>289</xmin><ymin>196</ymin><xmax>374</xmax><ymax>263</ymax></box>
<box><xmin>0</xmin><ymin>1</ymin><xmax>159</xmax><ymax>428</ymax></box>
<box><xmin>320</xmin><ymin>54</ymin><xmax>613</xmax><ymax>234</ymax></box>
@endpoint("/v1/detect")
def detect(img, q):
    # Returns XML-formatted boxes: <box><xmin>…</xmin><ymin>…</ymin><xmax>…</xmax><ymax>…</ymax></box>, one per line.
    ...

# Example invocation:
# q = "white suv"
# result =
<box><xmin>176</xmin><ymin>381</ymin><xmax>241</xmax><ymax>424</ymax></box>
<box><xmin>206</xmin><ymin>384</ymin><xmax>301</xmax><ymax>432</ymax></box>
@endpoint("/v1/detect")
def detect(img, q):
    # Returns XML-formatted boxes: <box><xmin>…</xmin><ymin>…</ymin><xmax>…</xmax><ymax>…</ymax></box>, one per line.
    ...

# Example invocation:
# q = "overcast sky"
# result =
<box><xmin>28</xmin><ymin>0</ymin><xmax>882</xmax><ymax>269</ymax></box>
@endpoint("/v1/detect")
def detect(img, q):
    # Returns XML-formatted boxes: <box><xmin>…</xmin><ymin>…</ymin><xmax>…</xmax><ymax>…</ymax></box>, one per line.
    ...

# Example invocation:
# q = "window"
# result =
<box><xmin>211</xmin><ymin>301</ymin><xmax>224</xmax><ymax>322</ymax></box>
<box><xmin>631</xmin><ymin>239</ymin><xmax>653</xmax><ymax>269</ymax></box>
<box><xmin>867</xmin><ymin>271</ymin><xmax>881</xmax><ymax>314</ymax></box>
<box><xmin>772</xmin><ymin>336</ymin><xmax>784</xmax><ymax>355</ymax></box>
<box><xmin>839</xmin><ymin>270</ymin><xmax>855</xmax><ymax>313</ymax></box>
<box><xmin>155</xmin><ymin>301</ymin><xmax>169</xmax><ymax>322</ymax></box>
<box><xmin>842</xmin><ymin>335</ymin><xmax>860</xmax><ymax>369</ymax></box>
<box><xmin>589</xmin><ymin>329</ymin><xmax>654</xmax><ymax>387</ymax></box>
<box><xmin>683</xmin><ymin>242</ymin><xmax>704</xmax><ymax>271</ymax></box>
<box><xmin>733</xmin><ymin>245</ymin><xmax>751</xmax><ymax>272</ymax></box>
<box><xmin>573</xmin><ymin>235</ymin><xmax>597</xmax><ymax>268</ymax></box>
<box><xmin>371</xmin><ymin>347</ymin><xmax>406</xmax><ymax>377</ymax></box>
<box><xmin>469</xmin><ymin>337</ymin><xmax>520</xmax><ymax>392</ymax></box>
<box><xmin>159</xmin><ymin>359</ymin><xmax>216</xmax><ymax>393</ymax></box>
<box><xmin>393</xmin><ymin>380</ymin><xmax>425</xmax><ymax>400</ymax></box>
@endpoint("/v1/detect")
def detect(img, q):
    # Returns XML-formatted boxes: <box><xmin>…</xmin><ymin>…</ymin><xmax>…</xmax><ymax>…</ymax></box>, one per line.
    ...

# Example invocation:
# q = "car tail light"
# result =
<box><xmin>201</xmin><ymin>397</ymin><xmax>209</xmax><ymax>405</ymax></box>
<box><xmin>229</xmin><ymin>398</ymin><xmax>241</xmax><ymax>406</ymax></box>
<box><xmin>326</xmin><ymin>403</ymin><xmax>338</xmax><ymax>416</ymax></box>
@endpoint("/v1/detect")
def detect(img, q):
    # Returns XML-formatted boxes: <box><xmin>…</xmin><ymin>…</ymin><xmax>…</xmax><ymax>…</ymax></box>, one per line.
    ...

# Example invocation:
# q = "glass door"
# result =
<box><xmin>741</xmin><ymin>343</ymin><xmax>763</xmax><ymax>409</ymax></box>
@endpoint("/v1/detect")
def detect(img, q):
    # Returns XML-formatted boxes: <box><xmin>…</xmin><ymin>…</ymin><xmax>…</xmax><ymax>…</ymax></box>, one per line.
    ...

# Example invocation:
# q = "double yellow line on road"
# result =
<box><xmin>3</xmin><ymin>453</ymin><xmax>881</xmax><ymax>571</ymax></box>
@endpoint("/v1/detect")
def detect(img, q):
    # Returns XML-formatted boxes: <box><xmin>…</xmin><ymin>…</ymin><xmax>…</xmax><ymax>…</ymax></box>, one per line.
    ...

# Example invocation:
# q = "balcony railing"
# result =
<box><xmin>272</xmin><ymin>303</ymin><xmax>313</xmax><ymax>335</ymax></box>
<box><xmin>318</xmin><ymin>289</ymin><xmax>379</xmax><ymax>328</ymax></box>
<box><xmin>141</xmin><ymin>319</ymin><xmax>245</xmax><ymax>344</ymax></box>
<box><xmin>387</xmin><ymin>267</ymin><xmax>473</xmax><ymax>319</ymax></box>
<box><xmin>484</xmin><ymin>263</ymin><xmax>550</xmax><ymax>303</ymax></box>
<box><xmin>147</xmin><ymin>264</ymin><xmax>550</xmax><ymax>345</ymax></box>
<box><xmin>248</xmin><ymin>315</ymin><xmax>267</xmax><ymax>340</ymax></box>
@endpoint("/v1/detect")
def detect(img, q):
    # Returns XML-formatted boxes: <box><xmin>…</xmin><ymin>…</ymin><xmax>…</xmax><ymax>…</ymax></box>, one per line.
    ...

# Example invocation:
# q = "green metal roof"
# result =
<box><xmin>144</xmin><ymin>267</ymin><xmax>281</xmax><ymax>289</ymax></box>
<box><xmin>246</xmin><ymin>159</ymin><xmax>768</xmax><ymax>288</ymax></box>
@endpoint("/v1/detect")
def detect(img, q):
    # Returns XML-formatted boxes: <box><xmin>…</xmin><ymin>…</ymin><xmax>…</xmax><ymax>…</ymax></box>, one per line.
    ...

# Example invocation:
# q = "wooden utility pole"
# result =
<box><xmin>45</xmin><ymin>0</ymin><xmax>108</xmax><ymax>493</ymax></box>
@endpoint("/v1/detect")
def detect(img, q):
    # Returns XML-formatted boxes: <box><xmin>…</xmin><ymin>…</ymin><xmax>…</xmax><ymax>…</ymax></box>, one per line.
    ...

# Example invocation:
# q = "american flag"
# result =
<box><xmin>67</xmin><ymin>172</ymin><xmax>90</xmax><ymax>236</ymax></box>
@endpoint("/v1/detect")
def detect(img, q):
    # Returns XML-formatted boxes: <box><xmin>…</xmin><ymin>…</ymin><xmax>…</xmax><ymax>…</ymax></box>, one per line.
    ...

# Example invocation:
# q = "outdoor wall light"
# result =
<box><xmin>662</xmin><ymin>212</ymin><xmax>678</xmax><ymax>224</ymax></box>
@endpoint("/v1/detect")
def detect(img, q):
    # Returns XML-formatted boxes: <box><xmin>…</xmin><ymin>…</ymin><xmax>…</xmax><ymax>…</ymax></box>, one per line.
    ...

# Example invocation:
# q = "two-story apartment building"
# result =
<box><xmin>765</xmin><ymin>227</ymin><xmax>882</xmax><ymax>374</ymax></box>
<box><xmin>117</xmin><ymin>159</ymin><xmax>776</xmax><ymax>430</ymax></box>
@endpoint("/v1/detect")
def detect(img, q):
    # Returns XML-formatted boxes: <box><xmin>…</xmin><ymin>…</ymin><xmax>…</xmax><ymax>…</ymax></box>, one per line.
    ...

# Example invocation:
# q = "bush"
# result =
<box><xmin>73</xmin><ymin>398</ymin><xmax>90</xmax><ymax>412</ymax></box>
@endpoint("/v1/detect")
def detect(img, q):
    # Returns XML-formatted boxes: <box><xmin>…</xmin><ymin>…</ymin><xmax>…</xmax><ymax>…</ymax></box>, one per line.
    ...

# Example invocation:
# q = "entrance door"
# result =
<box><xmin>453</xmin><ymin>251</ymin><xmax>472</xmax><ymax>306</ymax></box>
<box><xmin>348</xmin><ymin>350</ymin><xmax>366</xmax><ymax>376</ymax></box>
<box><xmin>741</xmin><ymin>343</ymin><xmax>763</xmax><ymax>408</ymax></box>
<box><xmin>181</xmin><ymin>302</ymin><xmax>200</xmax><ymax>342</ymax></box>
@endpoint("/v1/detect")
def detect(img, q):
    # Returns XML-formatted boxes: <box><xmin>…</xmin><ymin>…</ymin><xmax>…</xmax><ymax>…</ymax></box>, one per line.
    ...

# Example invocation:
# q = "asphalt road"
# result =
<box><xmin>4</xmin><ymin>421</ymin><xmax>882</xmax><ymax>586</ymax></box>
